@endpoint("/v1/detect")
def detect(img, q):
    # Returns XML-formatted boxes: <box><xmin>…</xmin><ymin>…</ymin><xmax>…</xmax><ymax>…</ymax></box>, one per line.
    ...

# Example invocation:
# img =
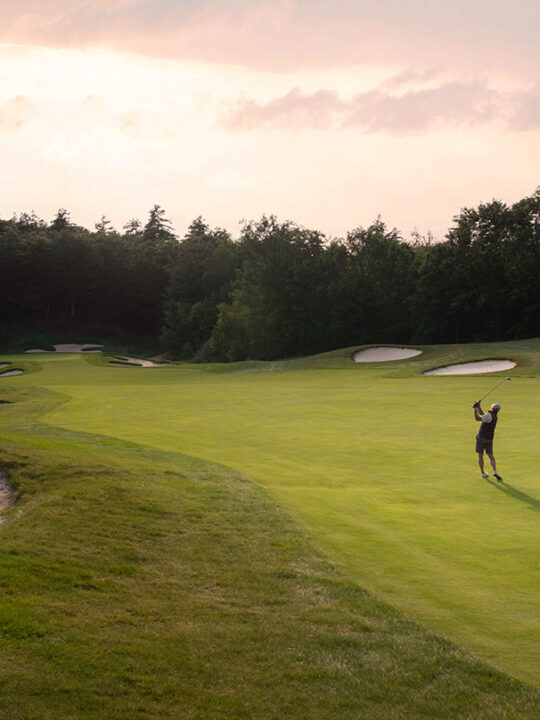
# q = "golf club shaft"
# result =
<box><xmin>478</xmin><ymin>377</ymin><xmax>510</xmax><ymax>403</ymax></box>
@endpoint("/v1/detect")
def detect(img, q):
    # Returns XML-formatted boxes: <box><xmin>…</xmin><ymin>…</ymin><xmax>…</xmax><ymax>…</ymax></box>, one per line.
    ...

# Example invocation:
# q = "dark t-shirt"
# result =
<box><xmin>478</xmin><ymin>409</ymin><xmax>499</xmax><ymax>440</ymax></box>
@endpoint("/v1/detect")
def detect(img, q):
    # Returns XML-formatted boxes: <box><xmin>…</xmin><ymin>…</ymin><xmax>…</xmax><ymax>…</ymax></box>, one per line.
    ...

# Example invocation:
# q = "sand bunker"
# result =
<box><xmin>0</xmin><ymin>363</ymin><xmax>23</xmax><ymax>378</ymax></box>
<box><xmin>109</xmin><ymin>356</ymin><xmax>168</xmax><ymax>368</ymax></box>
<box><xmin>353</xmin><ymin>347</ymin><xmax>422</xmax><ymax>362</ymax></box>
<box><xmin>424</xmin><ymin>359</ymin><xmax>516</xmax><ymax>376</ymax></box>
<box><xmin>26</xmin><ymin>343</ymin><xmax>104</xmax><ymax>353</ymax></box>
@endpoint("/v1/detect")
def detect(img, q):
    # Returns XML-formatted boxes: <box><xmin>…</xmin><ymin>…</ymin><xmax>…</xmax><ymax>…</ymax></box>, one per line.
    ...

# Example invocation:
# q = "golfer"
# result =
<box><xmin>473</xmin><ymin>401</ymin><xmax>502</xmax><ymax>481</ymax></box>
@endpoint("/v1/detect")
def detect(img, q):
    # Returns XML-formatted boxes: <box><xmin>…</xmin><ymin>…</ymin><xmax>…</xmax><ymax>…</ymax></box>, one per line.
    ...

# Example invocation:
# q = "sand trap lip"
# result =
<box><xmin>424</xmin><ymin>359</ymin><xmax>516</xmax><ymax>375</ymax></box>
<box><xmin>353</xmin><ymin>347</ymin><xmax>423</xmax><ymax>362</ymax></box>
<box><xmin>26</xmin><ymin>343</ymin><xmax>104</xmax><ymax>353</ymax></box>
<box><xmin>109</xmin><ymin>355</ymin><xmax>169</xmax><ymax>368</ymax></box>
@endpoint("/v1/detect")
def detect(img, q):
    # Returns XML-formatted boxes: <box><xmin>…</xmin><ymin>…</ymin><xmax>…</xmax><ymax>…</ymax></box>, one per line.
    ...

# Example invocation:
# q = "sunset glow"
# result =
<box><xmin>1</xmin><ymin>2</ymin><xmax>539</xmax><ymax>239</ymax></box>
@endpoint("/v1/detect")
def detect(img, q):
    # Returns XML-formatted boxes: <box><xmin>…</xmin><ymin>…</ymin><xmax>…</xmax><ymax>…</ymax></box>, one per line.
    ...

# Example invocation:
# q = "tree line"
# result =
<box><xmin>1</xmin><ymin>189</ymin><xmax>539</xmax><ymax>360</ymax></box>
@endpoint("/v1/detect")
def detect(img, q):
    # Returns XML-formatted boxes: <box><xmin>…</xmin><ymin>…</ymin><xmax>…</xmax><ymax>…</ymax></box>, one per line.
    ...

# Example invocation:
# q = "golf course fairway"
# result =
<box><xmin>1</xmin><ymin>339</ymin><xmax>539</xmax><ymax>699</ymax></box>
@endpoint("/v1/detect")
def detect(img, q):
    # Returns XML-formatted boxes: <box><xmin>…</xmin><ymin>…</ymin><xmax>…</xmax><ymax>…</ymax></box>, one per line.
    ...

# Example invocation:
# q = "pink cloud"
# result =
<box><xmin>224</xmin><ymin>88</ymin><xmax>344</xmax><ymax>131</ymax></box>
<box><xmin>223</xmin><ymin>81</ymin><xmax>540</xmax><ymax>134</ymax></box>
<box><xmin>380</xmin><ymin>69</ymin><xmax>443</xmax><ymax>91</ymax></box>
<box><xmin>345</xmin><ymin>82</ymin><xmax>501</xmax><ymax>133</ymax></box>
<box><xmin>0</xmin><ymin>1</ymin><xmax>539</xmax><ymax>80</ymax></box>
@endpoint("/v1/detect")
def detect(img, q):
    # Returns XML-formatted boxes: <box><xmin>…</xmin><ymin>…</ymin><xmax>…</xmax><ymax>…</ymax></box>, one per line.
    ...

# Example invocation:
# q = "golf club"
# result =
<box><xmin>472</xmin><ymin>376</ymin><xmax>511</xmax><ymax>408</ymax></box>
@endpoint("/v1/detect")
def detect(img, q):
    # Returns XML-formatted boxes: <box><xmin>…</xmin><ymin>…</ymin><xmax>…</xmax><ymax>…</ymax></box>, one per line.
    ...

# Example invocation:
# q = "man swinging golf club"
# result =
<box><xmin>473</xmin><ymin>400</ymin><xmax>503</xmax><ymax>481</ymax></box>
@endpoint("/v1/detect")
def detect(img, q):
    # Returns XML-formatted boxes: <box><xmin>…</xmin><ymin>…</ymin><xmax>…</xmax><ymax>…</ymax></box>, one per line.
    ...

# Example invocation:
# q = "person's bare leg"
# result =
<box><xmin>488</xmin><ymin>453</ymin><xmax>503</xmax><ymax>481</ymax></box>
<box><xmin>477</xmin><ymin>453</ymin><xmax>488</xmax><ymax>477</ymax></box>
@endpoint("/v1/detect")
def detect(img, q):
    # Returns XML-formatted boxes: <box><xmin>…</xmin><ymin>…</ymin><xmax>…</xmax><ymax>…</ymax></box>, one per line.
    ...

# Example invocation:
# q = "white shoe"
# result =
<box><xmin>481</xmin><ymin>472</ymin><xmax>489</xmax><ymax>478</ymax></box>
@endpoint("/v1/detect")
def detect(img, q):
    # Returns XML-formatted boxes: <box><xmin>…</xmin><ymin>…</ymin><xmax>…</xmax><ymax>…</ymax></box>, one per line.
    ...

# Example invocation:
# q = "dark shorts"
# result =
<box><xmin>476</xmin><ymin>435</ymin><xmax>493</xmax><ymax>455</ymax></box>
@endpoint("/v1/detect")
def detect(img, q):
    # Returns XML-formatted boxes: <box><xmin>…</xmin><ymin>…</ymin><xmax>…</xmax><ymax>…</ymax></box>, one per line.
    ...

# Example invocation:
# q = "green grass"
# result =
<box><xmin>1</xmin><ymin>340</ymin><xmax>539</xmax><ymax>717</ymax></box>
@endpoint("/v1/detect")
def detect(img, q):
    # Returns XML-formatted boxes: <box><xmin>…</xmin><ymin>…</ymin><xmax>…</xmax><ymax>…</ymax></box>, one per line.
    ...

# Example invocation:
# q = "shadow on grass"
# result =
<box><xmin>485</xmin><ymin>478</ymin><xmax>540</xmax><ymax>513</ymax></box>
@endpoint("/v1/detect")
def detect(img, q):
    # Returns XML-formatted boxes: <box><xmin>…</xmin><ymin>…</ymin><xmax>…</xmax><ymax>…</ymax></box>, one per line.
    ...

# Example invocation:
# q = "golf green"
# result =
<box><xmin>2</xmin><ymin>340</ymin><xmax>539</xmax><ymax>686</ymax></box>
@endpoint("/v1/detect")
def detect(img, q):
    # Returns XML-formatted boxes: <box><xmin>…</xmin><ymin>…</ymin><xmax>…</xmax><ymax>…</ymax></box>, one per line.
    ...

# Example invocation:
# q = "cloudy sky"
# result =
<box><xmin>1</xmin><ymin>1</ymin><xmax>539</xmax><ymax>239</ymax></box>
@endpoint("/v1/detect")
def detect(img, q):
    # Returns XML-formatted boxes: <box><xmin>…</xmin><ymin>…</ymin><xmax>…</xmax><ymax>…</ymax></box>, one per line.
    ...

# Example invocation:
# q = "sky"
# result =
<box><xmin>1</xmin><ymin>1</ymin><xmax>539</xmax><ymax>241</ymax></box>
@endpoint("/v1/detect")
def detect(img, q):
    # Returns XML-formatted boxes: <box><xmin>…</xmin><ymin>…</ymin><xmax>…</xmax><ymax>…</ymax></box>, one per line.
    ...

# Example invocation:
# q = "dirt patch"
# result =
<box><xmin>0</xmin><ymin>472</ymin><xmax>14</xmax><ymax>523</ymax></box>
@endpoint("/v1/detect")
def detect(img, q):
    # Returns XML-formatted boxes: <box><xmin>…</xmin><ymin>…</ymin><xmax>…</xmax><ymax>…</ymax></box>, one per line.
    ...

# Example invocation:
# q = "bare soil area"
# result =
<box><xmin>0</xmin><ymin>472</ymin><xmax>14</xmax><ymax>523</ymax></box>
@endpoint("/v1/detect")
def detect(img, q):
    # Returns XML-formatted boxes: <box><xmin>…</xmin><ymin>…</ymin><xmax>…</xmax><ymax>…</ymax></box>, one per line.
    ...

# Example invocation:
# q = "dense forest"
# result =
<box><xmin>1</xmin><ymin>189</ymin><xmax>539</xmax><ymax>361</ymax></box>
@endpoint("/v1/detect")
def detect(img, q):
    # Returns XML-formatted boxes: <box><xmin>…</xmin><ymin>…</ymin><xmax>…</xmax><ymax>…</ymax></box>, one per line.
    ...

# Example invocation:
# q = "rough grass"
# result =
<box><xmin>1</xmin><ymin>389</ymin><xmax>539</xmax><ymax>719</ymax></box>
